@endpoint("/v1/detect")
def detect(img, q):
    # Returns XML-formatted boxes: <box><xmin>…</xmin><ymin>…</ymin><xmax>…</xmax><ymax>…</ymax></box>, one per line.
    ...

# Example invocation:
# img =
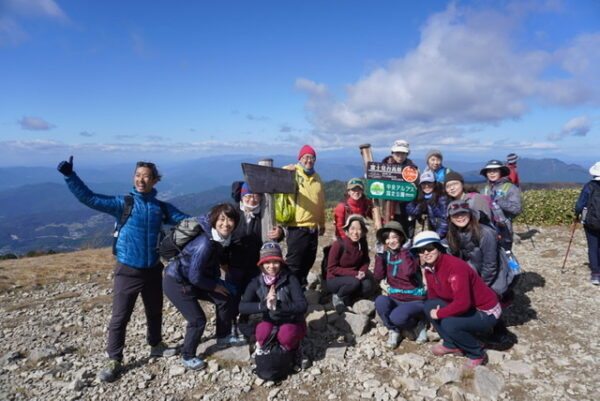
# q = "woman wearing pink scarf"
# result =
<box><xmin>239</xmin><ymin>242</ymin><xmax>308</xmax><ymax>363</ymax></box>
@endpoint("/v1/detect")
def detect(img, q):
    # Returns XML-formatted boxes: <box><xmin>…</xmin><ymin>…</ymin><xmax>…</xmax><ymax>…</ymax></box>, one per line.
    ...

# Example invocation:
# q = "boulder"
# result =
<box><xmin>352</xmin><ymin>299</ymin><xmax>376</xmax><ymax>317</ymax></box>
<box><xmin>473</xmin><ymin>366</ymin><xmax>505</xmax><ymax>399</ymax></box>
<box><xmin>336</xmin><ymin>312</ymin><xmax>370</xmax><ymax>336</ymax></box>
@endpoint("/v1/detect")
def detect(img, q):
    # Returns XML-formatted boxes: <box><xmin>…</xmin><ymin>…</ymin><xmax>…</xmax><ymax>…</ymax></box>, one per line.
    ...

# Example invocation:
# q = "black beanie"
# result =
<box><xmin>444</xmin><ymin>171</ymin><xmax>464</xmax><ymax>186</ymax></box>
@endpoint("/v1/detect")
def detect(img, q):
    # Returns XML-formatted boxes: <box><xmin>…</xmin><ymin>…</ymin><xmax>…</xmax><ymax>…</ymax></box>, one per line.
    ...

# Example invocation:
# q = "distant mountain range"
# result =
<box><xmin>0</xmin><ymin>156</ymin><xmax>591</xmax><ymax>255</ymax></box>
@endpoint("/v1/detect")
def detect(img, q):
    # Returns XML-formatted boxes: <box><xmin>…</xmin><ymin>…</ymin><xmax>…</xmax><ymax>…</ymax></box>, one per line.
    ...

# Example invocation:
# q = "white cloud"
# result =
<box><xmin>0</xmin><ymin>0</ymin><xmax>67</xmax><ymax>46</ymax></box>
<box><xmin>548</xmin><ymin>115</ymin><xmax>592</xmax><ymax>140</ymax></box>
<box><xmin>297</xmin><ymin>2</ymin><xmax>600</xmax><ymax>151</ymax></box>
<box><xmin>18</xmin><ymin>116</ymin><xmax>55</xmax><ymax>130</ymax></box>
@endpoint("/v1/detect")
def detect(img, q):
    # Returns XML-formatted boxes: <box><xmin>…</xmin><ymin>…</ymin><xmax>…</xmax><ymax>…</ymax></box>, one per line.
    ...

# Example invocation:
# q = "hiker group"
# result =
<box><xmin>56</xmin><ymin>143</ymin><xmax>599</xmax><ymax>382</ymax></box>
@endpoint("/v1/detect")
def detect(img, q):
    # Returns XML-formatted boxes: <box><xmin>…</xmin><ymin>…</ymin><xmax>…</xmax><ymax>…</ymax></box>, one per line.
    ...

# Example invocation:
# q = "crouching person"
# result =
<box><xmin>239</xmin><ymin>242</ymin><xmax>309</xmax><ymax>378</ymax></box>
<box><xmin>373</xmin><ymin>221</ymin><xmax>428</xmax><ymax>349</ymax></box>
<box><xmin>412</xmin><ymin>231</ymin><xmax>500</xmax><ymax>369</ymax></box>
<box><xmin>163</xmin><ymin>203</ymin><xmax>246</xmax><ymax>371</ymax></box>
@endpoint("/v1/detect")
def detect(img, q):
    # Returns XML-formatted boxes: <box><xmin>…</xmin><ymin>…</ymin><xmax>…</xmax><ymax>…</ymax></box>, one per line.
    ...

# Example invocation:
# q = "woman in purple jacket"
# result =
<box><xmin>406</xmin><ymin>171</ymin><xmax>449</xmax><ymax>239</ymax></box>
<box><xmin>163</xmin><ymin>203</ymin><xmax>246</xmax><ymax>371</ymax></box>
<box><xmin>373</xmin><ymin>221</ymin><xmax>428</xmax><ymax>349</ymax></box>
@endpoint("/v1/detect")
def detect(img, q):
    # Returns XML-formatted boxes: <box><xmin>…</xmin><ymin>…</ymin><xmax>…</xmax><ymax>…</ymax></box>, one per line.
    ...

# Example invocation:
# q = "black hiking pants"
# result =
<box><xmin>163</xmin><ymin>275</ymin><xmax>235</xmax><ymax>360</ymax></box>
<box><xmin>285</xmin><ymin>226</ymin><xmax>319</xmax><ymax>287</ymax></box>
<box><xmin>106</xmin><ymin>262</ymin><xmax>164</xmax><ymax>361</ymax></box>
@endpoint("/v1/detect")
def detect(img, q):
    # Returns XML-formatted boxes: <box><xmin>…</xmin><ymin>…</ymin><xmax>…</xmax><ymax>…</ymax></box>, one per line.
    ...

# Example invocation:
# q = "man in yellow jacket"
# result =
<box><xmin>283</xmin><ymin>145</ymin><xmax>326</xmax><ymax>287</ymax></box>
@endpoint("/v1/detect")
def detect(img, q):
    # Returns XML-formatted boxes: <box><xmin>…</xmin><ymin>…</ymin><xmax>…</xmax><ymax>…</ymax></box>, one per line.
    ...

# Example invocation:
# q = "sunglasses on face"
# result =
<box><xmin>448</xmin><ymin>202</ymin><xmax>470</xmax><ymax>211</ymax></box>
<box><xmin>417</xmin><ymin>244</ymin><xmax>438</xmax><ymax>254</ymax></box>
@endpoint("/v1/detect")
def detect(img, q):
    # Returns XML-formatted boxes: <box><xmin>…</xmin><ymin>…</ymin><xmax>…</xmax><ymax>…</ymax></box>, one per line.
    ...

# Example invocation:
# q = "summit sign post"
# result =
<box><xmin>365</xmin><ymin>162</ymin><xmax>418</xmax><ymax>201</ymax></box>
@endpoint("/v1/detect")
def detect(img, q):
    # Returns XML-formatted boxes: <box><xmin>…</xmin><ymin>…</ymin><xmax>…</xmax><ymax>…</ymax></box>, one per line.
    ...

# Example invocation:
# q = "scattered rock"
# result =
<box><xmin>473</xmin><ymin>366</ymin><xmax>505</xmax><ymax>399</ymax></box>
<box><xmin>432</xmin><ymin>366</ymin><xmax>461</xmax><ymax>385</ymax></box>
<box><xmin>352</xmin><ymin>299</ymin><xmax>376</xmax><ymax>317</ymax></box>
<box><xmin>305</xmin><ymin>290</ymin><xmax>322</xmax><ymax>305</ymax></box>
<box><xmin>502</xmin><ymin>360</ymin><xmax>535</xmax><ymax>378</ymax></box>
<box><xmin>28</xmin><ymin>345</ymin><xmax>60</xmax><ymax>362</ymax></box>
<box><xmin>169</xmin><ymin>365</ymin><xmax>186</xmax><ymax>377</ymax></box>
<box><xmin>336</xmin><ymin>312</ymin><xmax>370</xmax><ymax>336</ymax></box>
<box><xmin>306</xmin><ymin>310</ymin><xmax>327</xmax><ymax>331</ymax></box>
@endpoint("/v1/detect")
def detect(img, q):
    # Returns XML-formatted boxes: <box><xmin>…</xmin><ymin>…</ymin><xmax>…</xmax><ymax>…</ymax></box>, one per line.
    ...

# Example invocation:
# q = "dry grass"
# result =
<box><xmin>0</xmin><ymin>247</ymin><xmax>114</xmax><ymax>292</ymax></box>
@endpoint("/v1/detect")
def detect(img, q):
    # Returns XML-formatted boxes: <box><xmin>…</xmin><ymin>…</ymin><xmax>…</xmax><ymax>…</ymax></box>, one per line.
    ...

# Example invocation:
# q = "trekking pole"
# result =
<box><xmin>560</xmin><ymin>220</ymin><xmax>578</xmax><ymax>273</ymax></box>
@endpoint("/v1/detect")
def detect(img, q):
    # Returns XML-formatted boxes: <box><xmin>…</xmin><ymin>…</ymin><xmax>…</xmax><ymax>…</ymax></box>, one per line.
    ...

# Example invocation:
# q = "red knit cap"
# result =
<box><xmin>298</xmin><ymin>145</ymin><xmax>316</xmax><ymax>160</ymax></box>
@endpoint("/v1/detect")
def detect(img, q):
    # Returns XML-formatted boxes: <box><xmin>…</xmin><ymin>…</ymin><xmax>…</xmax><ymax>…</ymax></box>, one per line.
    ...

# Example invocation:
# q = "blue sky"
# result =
<box><xmin>1</xmin><ymin>0</ymin><xmax>599</xmax><ymax>167</ymax></box>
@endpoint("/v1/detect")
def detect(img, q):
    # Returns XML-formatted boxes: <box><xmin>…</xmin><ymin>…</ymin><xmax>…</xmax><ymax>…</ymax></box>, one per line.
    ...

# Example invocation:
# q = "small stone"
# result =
<box><xmin>255</xmin><ymin>377</ymin><xmax>265</xmax><ymax>386</ymax></box>
<box><xmin>473</xmin><ymin>366</ymin><xmax>505</xmax><ymax>399</ymax></box>
<box><xmin>268</xmin><ymin>388</ymin><xmax>281</xmax><ymax>400</ymax></box>
<box><xmin>310</xmin><ymin>367</ymin><xmax>322</xmax><ymax>376</ymax></box>
<box><xmin>29</xmin><ymin>346</ymin><xmax>59</xmax><ymax>362</ymax></box>
<box><xmin>169</xmin><ymin>365</ymin><xmax>186</xmax><ymax>376</ymax></box>
<box><xmin>502</xmin><ymin>360</ymin><xmax>535</xmax><ymax>378</ymax></box>
<box><xmin>486</xmin><ymin>350</ymin><xmax>506</xmax><ymax>365</ymax></box>
<box><xmin>67</xmin><ymin>379</ymin><xmax>84</xmax><ymax>391</ymax></box>
<box><xmin>305</xmin><ymin>290</ymin><xmax>322</xmax><ymax>305</ymax></box>
<box><xmin>394</xmin><ymin>353</ymin><xmax>426</xmax><ymax>369</ymax></box>
<box><xmin>207</xmin><ymin>359</ymin><xmax>220</xmax><ymax>373</ymax></box>
<box><xmin>432</xmin><ymin>366</ymin><xmax>461</xmax><ymax>385</ymax></box>
<box><xmin>325</xmin><ymin>343</ymin><xmax>347</xmax><ymax>360</ymax></box>
<box><xmin>364</xmin><ymin>379</ymin><xmax>381</xmax><ymax>388</ymax></box>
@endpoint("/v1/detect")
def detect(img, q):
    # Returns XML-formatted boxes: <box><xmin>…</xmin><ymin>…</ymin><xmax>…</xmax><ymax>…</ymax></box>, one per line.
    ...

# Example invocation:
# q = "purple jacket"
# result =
<box><xmin>373</xmin><ymin>248</ymin><xmax>425</xmax><ymax>302</ymax></box>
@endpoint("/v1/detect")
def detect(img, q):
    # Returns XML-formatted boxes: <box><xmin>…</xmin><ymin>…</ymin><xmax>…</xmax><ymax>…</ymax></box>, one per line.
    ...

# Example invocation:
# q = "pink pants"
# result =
<box><xmin>255</xmin><ymin>321</ymin><xmax>306</xmax><ymax>351</ymax></box>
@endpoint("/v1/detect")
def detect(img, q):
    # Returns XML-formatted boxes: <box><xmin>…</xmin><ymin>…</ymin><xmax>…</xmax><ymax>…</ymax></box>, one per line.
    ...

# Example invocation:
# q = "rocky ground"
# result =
<box><xmin>0</xmin><ymin>223</ymin><xmax>599</xmax><ymax>401</ymax></box>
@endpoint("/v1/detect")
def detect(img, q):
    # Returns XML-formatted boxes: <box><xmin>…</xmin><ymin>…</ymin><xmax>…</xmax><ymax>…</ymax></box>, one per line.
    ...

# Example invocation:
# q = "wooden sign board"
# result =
<box><xmin>366</xmin><ymin>162</ymin><xmax>418</xmax><ymax>201</ymax></box>
<box><xmin>241</xmin><ymin>163</ymin><xmax>296</xmax><ymax>194</ymax></box>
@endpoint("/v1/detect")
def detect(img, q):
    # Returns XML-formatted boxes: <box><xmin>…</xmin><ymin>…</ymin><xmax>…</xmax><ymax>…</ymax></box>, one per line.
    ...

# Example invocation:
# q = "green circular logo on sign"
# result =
<box><xmin>370</xmin><ymin>181</ymin><xmax>385</xmax><ymax>196</ymax></box>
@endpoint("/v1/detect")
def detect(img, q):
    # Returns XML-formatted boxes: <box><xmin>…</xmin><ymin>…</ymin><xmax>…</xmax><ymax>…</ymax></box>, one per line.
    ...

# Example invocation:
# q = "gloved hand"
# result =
<box><xmin>57</xmin><ymin>156</ymin><xmax>74</xmax><ymax>176</ymax></box>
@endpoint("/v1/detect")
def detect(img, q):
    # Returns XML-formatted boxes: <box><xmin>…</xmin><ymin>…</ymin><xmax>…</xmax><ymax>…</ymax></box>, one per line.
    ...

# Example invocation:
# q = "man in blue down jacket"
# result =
<box><xmin>57</xmin><ymin>156</ymin><xmax>188</xmax><ymax>382</ymax></box>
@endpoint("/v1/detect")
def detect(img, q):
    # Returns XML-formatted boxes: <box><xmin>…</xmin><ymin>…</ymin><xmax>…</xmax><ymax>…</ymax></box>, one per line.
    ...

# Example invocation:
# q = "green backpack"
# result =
<box><xmin>275</xmin><ymin>193</ymin><xmax>296</xmax><ymax>224</ymax></box>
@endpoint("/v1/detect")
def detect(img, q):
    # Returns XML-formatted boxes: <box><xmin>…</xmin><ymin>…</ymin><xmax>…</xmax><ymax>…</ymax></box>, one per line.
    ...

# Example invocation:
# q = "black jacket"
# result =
<box><xmin>239</xmin><ymin>270</ymin><xmax>307</xmax><ymax>324</ymax></box>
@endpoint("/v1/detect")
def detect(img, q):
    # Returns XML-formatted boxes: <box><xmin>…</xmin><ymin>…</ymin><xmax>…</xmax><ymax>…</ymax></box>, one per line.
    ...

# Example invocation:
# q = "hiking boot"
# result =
<box><xmin>332</xmin><ymin>294</ymin><xmax>346</xmax><ymax>314</ymax></box>
<box><xmin>149</xmin><ymin>341</ymin><xmax>177</xmax><ymax>357</ymax></box>
<box><xmin>415</xmin><ymin>320</ymin><xmax>429</xmax><ymax>343</ymax></box>
<box><xmin>386</xmin><ymin>330</ymin><xmax>401</xmax><ymax>349</ymax></box>
<box><xmin>182</xmin><ymin>356</ymin><xmax>206</xmax><ymax>371</ymax></box>
<box><xmin>97</xmin><ymin>360</ymin><xmax>121</xmax><ymax>382</ymax></box>
<box><xmin>217</xmin><ymin>335</ymin><xmax>247</xmax><ymax>347</ymax></box>
<box><xmin>464</xmin><ymin>353</ymin><xmax>488</xmax><ymax>369</ymax></box>
<box><xmin>430</xmin><ymin>344</ymin><xmax>464</xmax><ymax>356</ymax></box>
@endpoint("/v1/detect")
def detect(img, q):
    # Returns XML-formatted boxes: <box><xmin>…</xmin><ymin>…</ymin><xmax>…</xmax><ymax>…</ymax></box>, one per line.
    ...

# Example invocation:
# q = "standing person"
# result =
<box><xmin>283</xmin><ymin>145</ymin><xmax>326</xmax><ymax>286</ymax></box>
<box><xmin>480</xmin><ymin>160</ymin><xmax>522</xmax><ymax>249</ymax></box>
<box><xmin>382</xmin><ymin>139</ymin><xmax>419</xmax><ymax>239</ymax></box>
<box><xmin>326</xmin><ymin>215</ymin><xmax>373</xmax><ymax>312</ymax></box>
<box><xmin>56</xmin><ymin>157</ymin><xmax>188</xmax><ymax>382</ymax></box>
<box><xmin>163</xmin><ymin>203</ymin><xmax>246</xmax><ymax>371</ymax></box>
<box><xmin>373</xmin><ymin>221</ymin><xmax>428</xmax><ymax>349</ymax></box>
<box><xmin>406</xmin><ymin>171</ymin><xmax>449</xmax><ymax>239</ymax></box>
<box><xmin>412</xmin><ymin>231</ymin><xmax>500</xmax><ymax>369</ymax></box>
<box><xmin>506</xmin><ymin>153</ymin><xmax>520</xmax><ymax>186</ymax></box>
<box><xmin>333</xmin><ymin>178</ymin><xmax>373</xmax><ymax>238</ymax></box>
<box><xmin>575</xmin><ymin>161</ymin><xmax>600</xmax><ymax>285</ymax></box>
<box><xmin>422</xmin><ymin>149</ymin><xmax>453</xmax><ymax>183</ymax></box>
<box><xmin>239</xmin><ymin>242</ymin><xmax>308</xmax><ymax>370</ymax></box>
<box><xmin>227</xmin><ymin>182</ymin><xmax>284</xmax><ymax>336</ymax></box>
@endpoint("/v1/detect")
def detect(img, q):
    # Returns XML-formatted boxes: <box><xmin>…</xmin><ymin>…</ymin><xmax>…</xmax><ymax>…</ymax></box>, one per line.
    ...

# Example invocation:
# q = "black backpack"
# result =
<box><xmin>584</xmin><ymin>184</ymin><xmax>600</xmax><ymax>231</ymax></box>
<box><xmin>231</xmin><ymin>181</ymin><xmax>244</xmax><ymax>202</ymax></box>
<box><xmin>157</xmin><ymin>217</ymin><xmax>204</xmax><ymax>265</ymax></box>
<box><xmin>113</xmin><ymin>195</ymin><xmax>168</xmax><ymax>255</ymax></box>
<box><xmin>254</xmin><ymin>326</ymin><xmax>296</xmax><ymax>381</ymax></box>
<box><xmin>320</xmin><ymin>237</ymin><xmax>345</xmax><ymax>280</ymax></box>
